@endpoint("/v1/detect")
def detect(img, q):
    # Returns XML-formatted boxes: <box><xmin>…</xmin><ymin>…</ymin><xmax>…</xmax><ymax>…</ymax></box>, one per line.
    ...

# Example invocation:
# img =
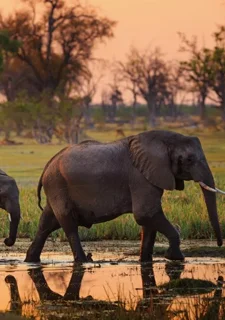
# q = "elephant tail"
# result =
<box><xmin>37</xmin><ymin>146</ymin><xmax>69</xmax><ymax>211</ymax></box>
<box><xmin>37</xmin><ymin>177</ymin><xmax>44</xmax><ymax>211</ymax></box>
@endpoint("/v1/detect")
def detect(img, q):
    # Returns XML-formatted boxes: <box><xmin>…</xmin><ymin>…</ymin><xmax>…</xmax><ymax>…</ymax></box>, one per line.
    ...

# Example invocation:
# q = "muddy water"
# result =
<box><xmin>0</xmin><ymin>250</ymin><xmax>224</xmax><ymax>320</ymax></box>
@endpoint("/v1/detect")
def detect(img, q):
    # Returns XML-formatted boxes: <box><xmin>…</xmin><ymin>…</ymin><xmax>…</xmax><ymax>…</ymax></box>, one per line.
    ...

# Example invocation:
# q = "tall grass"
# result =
<box><xmin>0</xmin><ymin>128</ymin><xmax>225</xmax><ymax>242</ymax></box>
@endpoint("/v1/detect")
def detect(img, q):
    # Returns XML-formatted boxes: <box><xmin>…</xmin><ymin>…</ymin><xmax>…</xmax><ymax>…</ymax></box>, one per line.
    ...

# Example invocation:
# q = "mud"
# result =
<box><xmin>0</xmin><ymin>240</ymin><xmax>224</xmax><ymax>319</ymax></box>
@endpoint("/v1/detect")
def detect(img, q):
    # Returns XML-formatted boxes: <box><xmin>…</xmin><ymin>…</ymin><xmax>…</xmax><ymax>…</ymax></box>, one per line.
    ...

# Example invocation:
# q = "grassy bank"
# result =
<box><xmin>0</xmin><ymin>128</ymin><xmax>225</xmax><ymax>242</ymax></box>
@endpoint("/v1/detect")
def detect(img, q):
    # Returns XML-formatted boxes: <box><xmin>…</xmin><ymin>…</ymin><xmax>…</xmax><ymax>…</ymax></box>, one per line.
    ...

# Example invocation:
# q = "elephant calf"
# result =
<box><xmin>0</xmin><ymin>170</ymin><xmax>21</xmax><ymax>246</ymax></box>
<box><xmin>25</xmin><ymin>130</ymin><xmax>223</xmax><ymax>263</ymax></box>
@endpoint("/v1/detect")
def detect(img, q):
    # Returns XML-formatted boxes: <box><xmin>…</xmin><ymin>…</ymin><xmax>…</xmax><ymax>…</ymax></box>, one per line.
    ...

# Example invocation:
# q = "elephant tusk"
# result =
<box><xmin>199</xmin><ymin>182</ymin><xmax>225</xmax><ymax>195</ymax></box>
<box><xmin>199</xmin><ymin>182</ymin><xmax>217</xmax><ymax>192</ymax></box>
<box><xmin>8</xmin><ymin>213</ymin><xmax>11</xmax><ymax>222</ymax></box>
<box><xmin>215</xmin><ymin>187</ymin><xmax>225</xmax><ymax>195</ymax></box>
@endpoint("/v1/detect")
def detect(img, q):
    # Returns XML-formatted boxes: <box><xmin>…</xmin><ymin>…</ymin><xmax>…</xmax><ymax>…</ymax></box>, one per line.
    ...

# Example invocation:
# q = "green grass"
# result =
<box><xmin>0</xmin><ymin>127</ymin><xmax>225</xmax><ymax>242</ymax></box>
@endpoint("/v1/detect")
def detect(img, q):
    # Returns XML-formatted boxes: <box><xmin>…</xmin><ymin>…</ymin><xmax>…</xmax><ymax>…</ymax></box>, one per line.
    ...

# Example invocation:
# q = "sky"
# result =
<box><xmin>0</xmin><ymin>0</ymin><xmax>225</xmax><ymax>102</ymax></box>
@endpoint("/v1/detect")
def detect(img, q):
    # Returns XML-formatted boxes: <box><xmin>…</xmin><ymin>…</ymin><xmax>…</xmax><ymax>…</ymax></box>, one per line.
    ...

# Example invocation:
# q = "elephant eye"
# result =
<box><xmin>187</xmin><ymin>155</ymin><xmax>194</xmax><ymax>163</ymax></box>
<box><xmin>178</xmin><ymin>155</ymin><xmax>183</xmax><ymax>165</ymax></box>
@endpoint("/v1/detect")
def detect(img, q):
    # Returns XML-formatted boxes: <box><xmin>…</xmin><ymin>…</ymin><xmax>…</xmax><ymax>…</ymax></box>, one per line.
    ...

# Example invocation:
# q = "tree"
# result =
<box><xmin>108</xmin><ymin>75</ymin><xmax>123</xmax><ymax>123</ymax></box>
<box><xmin>179</xmin><ymin>33</ymin><xmax>213</xmax><ymax>121</ymax></box>
<box><xmin>0</xmin><ymin>30</ymin><xmax>21</xmax><ymax>101</ymax></box>
<box><xmin>0</xmin><ymin>0</ymin><xmax>115</xmax><ymax>142</ymax></box>
<box><xmin>119</xmin><ymin>47</ymin><xmax>168</xmax><ymax>127</ymax></box>
<box><xmin>0</xmin><ymin>0</ymin><xmax>115</xmax><ymax>98</ymax></box>
<box><xmin>0</xmin><ymin>29</ymin><xmax>20</xmax><ymax>71</ymax></box>
<box><xmin>116</xmin><ymin>59</ymin><xmax>139</xmax><ymax>128</ymax></box>
<box><xmin>210</xmin><ymin>26</ymin><xmax>225</xmax><ymax>120</ymax></box>
<box><xmin>0</xmin><ymin>93</ymin><xmax>51</xmax><ymax>139</ymax></box>
<box><xmin>164</xmin><ymin>62</ymin><xmax>185</xmax><ymax>119</ymax></box>
<box><xmin>77</xmin><ymin>61</ymin><xmax>105</xmax><ymax>128</ymax></box>
<box><xmin>100</xmin><ymin>73</ymin><xmax>123</xmax><ymax>123</ymax></box>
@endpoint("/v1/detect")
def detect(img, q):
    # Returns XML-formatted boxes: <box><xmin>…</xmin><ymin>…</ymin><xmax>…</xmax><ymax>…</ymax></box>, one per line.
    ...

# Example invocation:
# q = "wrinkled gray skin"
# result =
<box><xmin>0</xmin><ymin>170</ymin><xmax>21</xmax><ymax>246</ymax></box>
<box><xmin>25</xmin><ymin>130</ymin><xmax>223</xmax><ymax>263</ymax></box>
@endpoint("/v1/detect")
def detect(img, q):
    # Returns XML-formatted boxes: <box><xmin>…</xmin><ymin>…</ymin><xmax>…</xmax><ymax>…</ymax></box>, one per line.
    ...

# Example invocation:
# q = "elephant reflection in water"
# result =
<box><xmin>136</xmin><ymin>263</ymin><xmax>224</xmax><ymax>319</ymax></box>
<box><xmin>5</xmin><ymin>275</ymin><xmax>22</xmax><ymax>316</ymax></box>
<box><xmin>136</xmin><ymin>263</ymin><xmax>185</xmax><ymax>317</ymax></box>
<box><xmin>5</xmin><ymin>266</ymin><xmax>120</xmax><ymax>316</ymax></box>
<box><xmin>5</xmin><ymin>264</ymin><xmax>224</xmax><ymax>319</ymax></box>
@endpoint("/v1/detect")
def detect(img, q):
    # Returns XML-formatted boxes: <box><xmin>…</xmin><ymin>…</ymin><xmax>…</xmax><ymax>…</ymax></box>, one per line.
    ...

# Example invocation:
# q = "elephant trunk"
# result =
<box><xmin>4</xmin><ymin>198</ymin><xmax>21</xmax><ymax>247</ymax></box>
<box><xmin>190</xmin><ymin>160</ymin><xmax>223</xmax><ymax>247</ymax></box>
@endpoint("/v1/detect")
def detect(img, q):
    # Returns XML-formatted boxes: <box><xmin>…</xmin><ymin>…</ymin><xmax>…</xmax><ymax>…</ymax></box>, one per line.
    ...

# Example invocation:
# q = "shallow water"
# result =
<box><xmin>0</xmin><ymin>251</ymin><xmax>225</xmax><ymax>320</ymax></box>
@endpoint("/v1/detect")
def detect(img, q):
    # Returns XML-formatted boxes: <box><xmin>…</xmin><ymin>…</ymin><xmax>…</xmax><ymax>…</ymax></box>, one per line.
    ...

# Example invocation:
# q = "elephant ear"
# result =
<box><xmin>128</xmin><ymin>133</ymin><xmax>176</xmax><ymax>190</ymax></box>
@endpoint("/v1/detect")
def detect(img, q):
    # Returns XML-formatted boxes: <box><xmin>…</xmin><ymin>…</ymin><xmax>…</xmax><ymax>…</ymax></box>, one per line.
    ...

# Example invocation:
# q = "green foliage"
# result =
<box><xmin>0</xmin><ymin>30</ymin><xmax>21</xmax><ymax>53</ymax></box>
<box><xmin>210</xmin><ymin>26</ymin><xmax>225</xmax><ymax>112</ymax></box>
<box><xmin>0</xmin><ymin>93</ymin><xmax>54</xmax><ymax>135</ymax></box>
<box><xmin>179</xmin><ymin>33</ymin><xmax>215</xmax><ymax>120</ymax></box>
<box><xmin>0</xmin><ymin>29</ymin><xmax>21</xmax><ymax>71</ymax></box>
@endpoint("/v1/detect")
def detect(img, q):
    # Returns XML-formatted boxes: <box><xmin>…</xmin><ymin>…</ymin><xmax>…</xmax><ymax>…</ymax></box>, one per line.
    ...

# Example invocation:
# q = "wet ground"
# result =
<box><xmin>0</xmin><ymin>239</ymin><xmax>225</xmax><ymax>319</ymax></box>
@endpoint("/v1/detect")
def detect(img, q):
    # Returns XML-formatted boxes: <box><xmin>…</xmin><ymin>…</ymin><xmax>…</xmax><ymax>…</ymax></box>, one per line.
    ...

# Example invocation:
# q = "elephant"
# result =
<box><xmin>0</xmin><ymin>169</ymin><xmax>21</xmax><ymax>246</ymax></box>
<box><xmin>25</xmin><ymin>130</ymin><xmax>223</xmax><ymax>263</ymax></box>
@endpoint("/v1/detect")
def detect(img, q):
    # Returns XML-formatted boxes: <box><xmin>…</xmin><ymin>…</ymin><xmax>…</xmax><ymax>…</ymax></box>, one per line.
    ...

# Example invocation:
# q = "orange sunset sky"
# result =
<box><xmin>0</xmin><ymin>0</ymin><xmax>224</xmax><ymax>102</ymax></box>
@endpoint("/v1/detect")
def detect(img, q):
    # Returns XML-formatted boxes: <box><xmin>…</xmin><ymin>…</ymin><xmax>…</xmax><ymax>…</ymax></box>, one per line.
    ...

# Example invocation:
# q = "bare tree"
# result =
<box><xmin>179</xmin><ymin>33</ymin><xmax>213</xmax><ymax>121</ymax></box>
<box><xmin>118</xmin><ymin>47</ymin><xmax>168</xmax><ymax>127</ymax></box>
<box><xmin>108</xmin><ymin>74</ymin><xmax>123</xmax><ymax>123</ymax></box>
<box><xmin>164</xmin><ymin>62</ymin><xmax>185</xmax><ymax>119</ymax></box>
<box><xmin>77</xmin><ymin>61</ymin><xmax>105</xmax><ymax>128</ymax></box>
<box><xmin>210</xmin><ymin>26</ymin><xmax>225</xmax><ymax>120</ymax></box>
<box><xmin>116</xmin><ymin>59</ymin><xmax>139</xmax><ymax>128</ymax></box>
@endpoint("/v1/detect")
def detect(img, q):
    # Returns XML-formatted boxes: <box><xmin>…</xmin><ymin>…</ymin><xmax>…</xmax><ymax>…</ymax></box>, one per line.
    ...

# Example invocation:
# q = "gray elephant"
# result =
<box><xmin>25</xmin><ymin>130</ymin><xmax>223</xmax><ymax>263</ymax></box>
<box><xmin>0</xmin><ymin>170</ymin><xmax>21</xmax><ymax>246</ymax></box>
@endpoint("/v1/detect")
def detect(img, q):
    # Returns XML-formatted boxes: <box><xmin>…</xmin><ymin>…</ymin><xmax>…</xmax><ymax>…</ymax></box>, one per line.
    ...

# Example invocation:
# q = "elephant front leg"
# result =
<box><xmin>135</xmin><ymin>210</ymin><xmax>184</xmax><ymax>262</ymax></box>
<box><xmin>151</xmin><ymin>210</ymin><xmax>184</xmax><ymax>261</ymax></box>
<box><xmin>132</xmin><ymin>182</ymin><xmax>184</xmax><ymax>261</ymax></box>
<box><xmin>140</xmin><ymin>227</ymin><xmax>157</xmax><ymax>262</ymax></box>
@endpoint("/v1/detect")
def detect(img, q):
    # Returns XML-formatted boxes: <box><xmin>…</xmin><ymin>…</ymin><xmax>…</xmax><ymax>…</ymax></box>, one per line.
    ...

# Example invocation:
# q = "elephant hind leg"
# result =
<box><xmin>25</xmin><ymin>204</ymin><xmax>60</xmax><ymax>263</ymax></box>
<box><xmin>49</xmin><ymin>199</ymin><xmax>88</xmax><ymax>263</ymax></box>
<box><xmin>56</xmin><ymin>213</ymin><xmax>88</xmax><ymax>263</ymax></box>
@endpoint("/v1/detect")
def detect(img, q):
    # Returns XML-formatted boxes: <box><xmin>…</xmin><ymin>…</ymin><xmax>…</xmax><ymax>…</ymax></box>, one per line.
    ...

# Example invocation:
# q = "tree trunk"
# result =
<box><xmin>84</xmin><ymin>103</ymin><xmax>93</xmax><ymax>128</ymax></box>
<box><xmin>130</xmin><ymin>101</ymin><xmax>137</xmax><ymax>129</ymax></box>
<box><xmin>68</xmin><ymin>113</ymin><xmax>83</xmax><ymax>144</ymax></box>
<box><xmin>4</xmin><ymin>128</ymin><xmax>11</xmax><ymax>140</ymax></box>
<box><xmin>16</xmin><ymin>123</ymin><xmax>23</xmax><ymax>137</ymax></box>
<box><xmin>147</xmin><ymin>97</ymin><xmax>156</xmax><ymax>128</ymax></box>
<box><xmin>199</xmin><ymin>95</ymin><xmax>206</xmax><ymax>121</ymax></box>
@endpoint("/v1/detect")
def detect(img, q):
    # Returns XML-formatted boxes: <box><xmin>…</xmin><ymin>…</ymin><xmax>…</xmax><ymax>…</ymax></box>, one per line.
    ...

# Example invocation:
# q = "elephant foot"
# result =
<box><xmin>74</xmin><ymin>252</ymin><xmax>93</xmax><ymax>263</ymax></box>
<box><xmin>24</xmin><ymin>252</ymin><xmax>41</xmax><ymax>263</ymax></box>
<box><xmin>164</xmin><ymin>247</ymin><xmax>185</xmax><ymax>261</ymax></box>
<box><xmin>24</xmin><ymin>256</ymin><xmax>41</xmax><ymax>263</ymax></box>
<box><xmin>24</xmin><ymin>257</ymin><xmax>41</xmax><ymax>263</ymax></box>
<box><xmin>4</xmin><ymin>237</ymin><xmax>15</xmax><ymax>247</ymax></box>
<box><xmin>140</xmin><ymin>253</ymin><xmax>153</xmax><ymax>263</ymax></box>
<box><xmin>86</xmin><ymin>252</ymin><xmax>93</xmax><ymax>262</ymax></box>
